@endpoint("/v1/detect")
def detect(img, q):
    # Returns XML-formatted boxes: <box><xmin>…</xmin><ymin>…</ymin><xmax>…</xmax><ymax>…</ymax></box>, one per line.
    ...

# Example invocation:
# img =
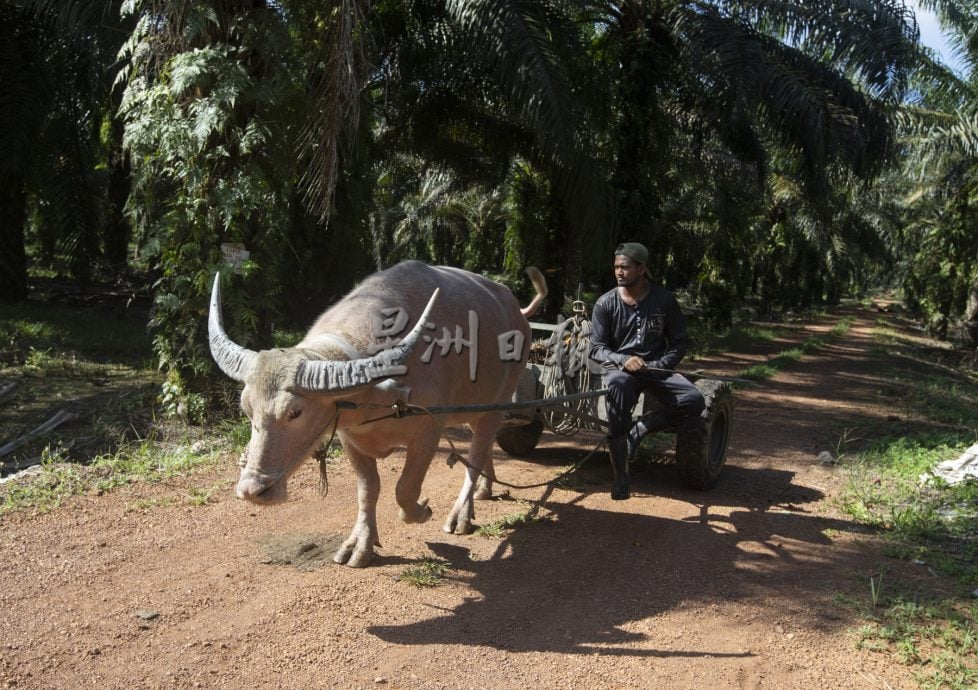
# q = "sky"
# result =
<box><xmin>908</xmin><ymin>0</ymin><xmax>968</xmax><ymax>74</ymax></box>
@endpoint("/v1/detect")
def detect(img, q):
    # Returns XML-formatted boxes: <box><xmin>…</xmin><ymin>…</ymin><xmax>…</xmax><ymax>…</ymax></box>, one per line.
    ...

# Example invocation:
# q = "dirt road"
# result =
<box><xmin>0</xmin><ymin>307</ymin><xmax>930</xmax><ymax>688</ymax></box>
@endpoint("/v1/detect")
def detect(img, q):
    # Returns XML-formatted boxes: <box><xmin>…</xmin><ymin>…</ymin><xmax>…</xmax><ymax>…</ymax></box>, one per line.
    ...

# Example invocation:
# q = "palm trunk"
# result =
<box><xmin>962</xmin><ymin>270</ymin><xmax>978</xmax><ymax>350</ymax></box>
<box><xmin>0</xmin><ymin>178</ymin><xmax>28</xmax><ymax>302</ymax></box>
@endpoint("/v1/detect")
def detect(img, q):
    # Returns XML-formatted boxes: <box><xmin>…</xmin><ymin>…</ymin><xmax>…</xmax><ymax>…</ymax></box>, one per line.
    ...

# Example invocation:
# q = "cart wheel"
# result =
<box><xmin>676</xmin><ymin>379</ymin><xmax>733</xmax><ymax>489</ymax></box>
<box><xmin>496</xmin><ymin>419</ymin><xmax>544</xmax><ymax>457</ymax></box>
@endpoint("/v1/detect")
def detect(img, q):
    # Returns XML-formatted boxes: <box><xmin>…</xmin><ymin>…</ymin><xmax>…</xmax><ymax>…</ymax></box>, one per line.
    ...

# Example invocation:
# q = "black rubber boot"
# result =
<box><xmin>607</xmin><ymin>435</ymin><xmax>630</xmax><ymax>500</ymax></box>
<box><xmin>626</xmin><ymin>410</ymin><xmax>669</xmax><ymax>463</ymax></box>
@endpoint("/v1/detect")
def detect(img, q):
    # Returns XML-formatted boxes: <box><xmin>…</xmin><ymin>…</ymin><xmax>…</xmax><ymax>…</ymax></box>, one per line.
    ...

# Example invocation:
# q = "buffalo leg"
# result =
<box><xmin>473</xmin><ymin>452</ymin><xmax>494</xmax><ymax>500</ymax></box>
<box><xmin>445</xmin><ymin>412</ymin><xmax>501</xmax><ymax>534</ymax></box>
<box><xmin>395</xmin><ymin>422</ymin><xmax>439</xmax><ymax>525</ymax></box>
<box><xmin>333</xmin><ymin>445</ymin><xmax>381</xmax><ymax>568</ymax></box>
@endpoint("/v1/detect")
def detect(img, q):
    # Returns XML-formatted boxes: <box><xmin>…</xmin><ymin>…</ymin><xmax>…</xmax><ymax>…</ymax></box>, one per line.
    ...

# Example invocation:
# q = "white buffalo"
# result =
<box><xmin>209</xmin><ymin>260</ymin><xmax>546</xmax><ymax>567</ymax></box>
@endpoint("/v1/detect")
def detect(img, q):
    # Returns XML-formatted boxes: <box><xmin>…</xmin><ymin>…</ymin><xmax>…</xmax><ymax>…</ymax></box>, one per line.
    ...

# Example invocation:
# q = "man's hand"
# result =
<box><xmin>622</xmin><ymin>356</ymin><xmax>647</xmax><ymax>372</ymax></box>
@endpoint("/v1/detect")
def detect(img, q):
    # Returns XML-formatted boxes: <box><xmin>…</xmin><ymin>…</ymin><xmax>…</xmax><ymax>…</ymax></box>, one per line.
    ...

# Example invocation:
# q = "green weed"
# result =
<box><xmin>869</xmin><ymin>570</ymin><xmax>885</xmax><ymax>613</ymax></box>
<box><xmin>0</xmin><ymin>457</ymin><xmax>87</xmax><ymax>515</ymax></box>
<box><xmin>688</xmin><ymin>321</ymin><xmax>792</xmax><ymax>357</ymax></box>
<box><xmin>0</xmin><ymin>302</ymin><xmax>152</xmax><ymax>366</ymax></box>
<box><xmin>398</xmin><ymin>557</ymin><xmax>451</xmax><ymax>587</ymax></box>
<box><xmin>905</xmin><ymin>376</ymin><xmax>978</xmax><ymax>429</ymax></box>
<box><xmin>852</xmin><ymin>596</ymin><xmax>978</xmax><ymax>689</ymax></box>
<box><xmin>768</xmin><ymin>347</ymin><xmax>805</xmax><ymax>368</ymax></box>
<box><xmin>1</xmin><ymin>437</ymin><xmax>227</xmax><ymax>517</ymax></box>
<box><xmin>733</xmin><ymin>316</ymin><xmax>851</xmax><ymax>382</ymax></box>
<box><xmin>186</xmin><ymin>484</ymin><xmax>221</xmax><ymax>506</ymax></box>
<box><xmin>737</xmin><ymin>363</ymin><xmax>778</xmax><ymax>381</ymax></box>
<box><xmin>222</xmin><ymin>417</ymin><xmax>252</xmax><ymax>449</ymax></box>
<box><xmin>829</xmin><ymin>317</ymin><xmax>854</xmax><ymax>338</ymax></box>
<box><xmin>475</xmin><ymin>503</ymin><xmax>549</xmax><ymax>537</ymax></box>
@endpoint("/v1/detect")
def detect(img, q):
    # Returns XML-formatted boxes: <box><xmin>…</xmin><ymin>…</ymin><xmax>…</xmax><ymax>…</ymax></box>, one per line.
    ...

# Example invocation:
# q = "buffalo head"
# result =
<box><xmin>208</xmin><ymin>274</ymin><xmax>438</xmax><ymax>504</ymax></box>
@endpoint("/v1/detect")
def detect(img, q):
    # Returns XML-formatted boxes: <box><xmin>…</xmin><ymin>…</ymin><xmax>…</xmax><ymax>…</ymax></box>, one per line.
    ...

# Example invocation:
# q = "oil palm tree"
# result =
<box><xmin>0</xmin><ymin>1</ymin><xmax>130</xmax><ymax>301</ymax></box>
<box><xmin>895</xmin><ymin>0</ymin><xmax>978</xmax><ymax>345</ymax></box>
<box><xmin>574</xmin><ymin>1</ymin><xmax>918</xmax><ymax>242</ymax></box>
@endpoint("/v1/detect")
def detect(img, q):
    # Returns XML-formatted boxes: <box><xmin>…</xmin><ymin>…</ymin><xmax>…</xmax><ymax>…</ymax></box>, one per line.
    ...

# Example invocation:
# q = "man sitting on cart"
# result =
<box><xmin>589</xmin><ymin>242</ymin><xmax>705</xmax><ymax>500</ymax></box>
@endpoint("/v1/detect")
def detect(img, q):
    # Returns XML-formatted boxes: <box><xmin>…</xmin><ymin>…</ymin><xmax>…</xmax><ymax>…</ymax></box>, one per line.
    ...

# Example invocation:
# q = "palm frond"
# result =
<box><xmin>445</xmin><ymin>0</ymin><xmax>616</xmax><ymax>251</ymax></box>
<box><xmin>298</xmin><ymin>0</ymin><xmax>366</xmax><ymax>222</ymax></box>
<box><xmin>726</xmin><ymin>0</ymin><xmax>917</xmax><ymax>100</ymax></box>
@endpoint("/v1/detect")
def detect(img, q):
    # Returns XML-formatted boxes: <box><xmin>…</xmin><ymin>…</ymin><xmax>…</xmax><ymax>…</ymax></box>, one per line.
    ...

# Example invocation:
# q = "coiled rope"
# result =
<box><xmin>539</xmin><ymin>302</ymin><xmax>601</xmax><ymax>435</ymax></box>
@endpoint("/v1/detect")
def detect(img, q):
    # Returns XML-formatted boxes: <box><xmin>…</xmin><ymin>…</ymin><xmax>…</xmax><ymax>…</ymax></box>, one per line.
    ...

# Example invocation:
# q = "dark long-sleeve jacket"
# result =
<box><xmin>589</xmin><ymin>284</ymin><xmax>690</xmax><ymax>371</ymax></box>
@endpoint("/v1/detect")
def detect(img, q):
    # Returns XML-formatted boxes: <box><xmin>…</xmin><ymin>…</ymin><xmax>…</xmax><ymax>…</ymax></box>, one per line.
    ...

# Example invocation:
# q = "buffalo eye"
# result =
<box><xmin>287</xmin><ymin>408</ymin><xmax>303</xmax><ymax>422</ymax></box>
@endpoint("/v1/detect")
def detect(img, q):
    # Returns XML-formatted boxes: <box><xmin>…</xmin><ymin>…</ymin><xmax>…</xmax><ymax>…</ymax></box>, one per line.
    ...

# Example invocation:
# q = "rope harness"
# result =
<box><xmin>313</xmin><ymin>397</ymin><xmax>607</xmax><ymax>492</ymax></box>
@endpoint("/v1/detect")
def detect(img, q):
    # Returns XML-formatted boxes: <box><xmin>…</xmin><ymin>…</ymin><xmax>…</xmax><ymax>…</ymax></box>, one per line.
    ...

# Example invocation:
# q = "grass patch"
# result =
<box><xmin>835</xmin><ymin>315</ymin><xmax>978</xmax><ymax>688</ymax></box>
<box><xmin>689</xmin><ymin>321</ymin><xmax>792</xmax><ymax>358</ymax></box>
<box><xmin>0</xmin><ymin>301</ymin><xmax>153</xmax><ymax>367</ymax></box>
<box><xmin>1</xmin><ymin>299</ymin><xmax>163</xmax><ymax>472</ymax></box>
<box><xmin>903</xmin><ymin>376</ymin><xmax>978</xmax><ymax>429</ymax></box>
<box><xmin>88</xmin><ymin>437</ymin><xmax>225</xmax><ymax>493</ymax></box>
<box><xmin>123</xmin><ymin>482</ymin><xmax>225</xmax><ymax>512</ymax></box>
<box><xmin>713</xmin><ymin>324</ymin><xmax>786</xmax><ymax>350</ymax></box>
<box><xmin>850</xmin><ymin>593</ymin><xmax>978</xmax><ymax>689</ymax></box>
<box><xmin>735</xmin><ymin>316</ymin><xmax>854</xmax><ymax>382</ymax></box>
<box><xmin>0</xmin><ymin>458</ymin><xmax>88</xmax><ymax>515</ymax></box>
<box><xmin>475</xmin><ymin>501</ymin><xmax>549</xmax><ymax>537</ymax></box>
<box><xmin>737</xmin><ymin>362</ymin><xmax>778</xmax><ymax>381</ymax></box>
<box><xmin>0</xmin><ymin>298</ymin><xmax>249</xmax><ymax>518</ymax></box>
<box><xmin>0</xmin><ymin>435</ymin><xmax>232</xmax><ymax>517</ymax></box>
<box><xmin>398</xmin><ymin>556</ymin><xmax>451</xmax><ymax>587</ymax></box>
<box><xmin>838</xmin><ymin>433</ymin><xmax>978</xmax><ymax>580</ymax></box>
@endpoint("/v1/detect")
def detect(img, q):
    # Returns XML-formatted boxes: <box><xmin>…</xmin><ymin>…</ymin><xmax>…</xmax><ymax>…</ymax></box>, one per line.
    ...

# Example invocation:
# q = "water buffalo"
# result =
<box><xmin>209</xmin><ymin>260</ymin><xmax>546</xmax><ymax>567</ymax></box>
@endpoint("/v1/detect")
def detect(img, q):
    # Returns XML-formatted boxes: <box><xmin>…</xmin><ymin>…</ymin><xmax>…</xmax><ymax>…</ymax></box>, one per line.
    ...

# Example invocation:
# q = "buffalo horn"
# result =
<box><xmin>295</xmin><ymin>288</ymin><xmax>440</xmax><ymax>393</ymax></box>
<box><xmin>208</xmin><ymin>273</ymin><xmax>258</xmax><ymax>383</ymax></box>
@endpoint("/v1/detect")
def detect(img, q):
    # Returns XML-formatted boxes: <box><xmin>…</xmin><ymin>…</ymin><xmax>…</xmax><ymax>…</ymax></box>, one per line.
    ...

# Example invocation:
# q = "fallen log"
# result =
<box><xmin>0</xmin><ymin>382</ymin><xmax>17</xmax><ymax>405</ymax></box>
<box><xmin>0</xmin><ymin>440</ymin><xmax>76</xmax><ymax>476</ymax></box>
<box><xmin>0</xmin><ymin>409</ymin><xmax>79</xmax><ymax>458</ymax></box>
<box><xmin>1</xmin><ymin>454</ymin><xmax>45</xmax><ymax>473</ymax></box>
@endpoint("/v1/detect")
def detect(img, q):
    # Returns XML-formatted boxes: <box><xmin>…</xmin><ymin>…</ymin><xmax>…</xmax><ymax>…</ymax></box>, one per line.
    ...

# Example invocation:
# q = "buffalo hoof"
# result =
<box><xmin>333</xmin><ymin>531</ymin><xmax>379</xmax><ymax>568</ymax></box>
<box><xmin>443</xmin><ymin>507</ymin><xmax>475</xmax><ymax>536</ymax></box>
<box><xmin>399</xmin><ymin>498</ymin><xmax>432</xmax><ymax>525</ymax></box>
<box><xmin>333</xmin><ymin>543</ymin><xmax>373</xmax><ymax>568</ymax></box>
<box><xmin>473</xmin><ymin>476</ymin><xmax>493</xmax><ymax>500</ymax></box>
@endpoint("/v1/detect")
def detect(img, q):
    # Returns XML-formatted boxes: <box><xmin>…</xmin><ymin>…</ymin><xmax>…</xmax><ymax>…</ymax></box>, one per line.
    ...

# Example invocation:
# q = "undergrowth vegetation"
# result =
<box><xmin>474</xmin><ymin>500</ymin><xmax>550</xmax><ymax>538</ymax></box>
<box><xmin>0</xmin><ymin>300</ymin><xmax>248</xmax><ymax>518</ymax></box>
<box><xmin>834</xmin><ymin>316</ymin><xmax>978</xmax><ymax>688</ymax></box>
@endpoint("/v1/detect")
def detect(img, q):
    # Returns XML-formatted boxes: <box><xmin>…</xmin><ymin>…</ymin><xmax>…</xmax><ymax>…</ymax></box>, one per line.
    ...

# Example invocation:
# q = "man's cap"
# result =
<box><xmin>615</xmin><ymin>242</ymin><xmax>648</xmax><ymax>266</ymax></box>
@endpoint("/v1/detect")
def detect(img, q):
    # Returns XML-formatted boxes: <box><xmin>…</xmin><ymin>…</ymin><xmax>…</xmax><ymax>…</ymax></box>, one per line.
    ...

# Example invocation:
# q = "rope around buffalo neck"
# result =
<box><xmin>313</xmin><ymin>408</ymin><xmax>342</xmax><ymax>497</ymax></box>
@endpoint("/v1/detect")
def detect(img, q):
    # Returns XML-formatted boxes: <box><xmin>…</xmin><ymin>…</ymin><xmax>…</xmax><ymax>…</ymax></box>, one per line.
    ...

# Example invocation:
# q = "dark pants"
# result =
<box><xmin>603</xmin><ymin>369</ymin><xmax>705</xmax><ymax>438</ymax></box>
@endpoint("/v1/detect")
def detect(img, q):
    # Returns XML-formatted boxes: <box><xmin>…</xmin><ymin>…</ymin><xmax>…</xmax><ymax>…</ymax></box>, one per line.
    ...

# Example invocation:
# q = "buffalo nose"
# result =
<box><xmin>235</xmin><ymin>470</ymin><xmax>286</xmax><ymax>504</ymax></box>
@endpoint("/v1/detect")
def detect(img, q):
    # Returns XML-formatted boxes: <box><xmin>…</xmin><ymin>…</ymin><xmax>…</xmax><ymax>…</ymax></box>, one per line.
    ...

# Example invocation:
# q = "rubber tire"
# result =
<box><xmin>676</xmin><ymin>379</ymin><xmax>734</xmax><ymax>489</ymax></box>
<box><xmin>495</xmin><ymin>418</ymin><xmax>544</xmax><ymax>457</ymax></box>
